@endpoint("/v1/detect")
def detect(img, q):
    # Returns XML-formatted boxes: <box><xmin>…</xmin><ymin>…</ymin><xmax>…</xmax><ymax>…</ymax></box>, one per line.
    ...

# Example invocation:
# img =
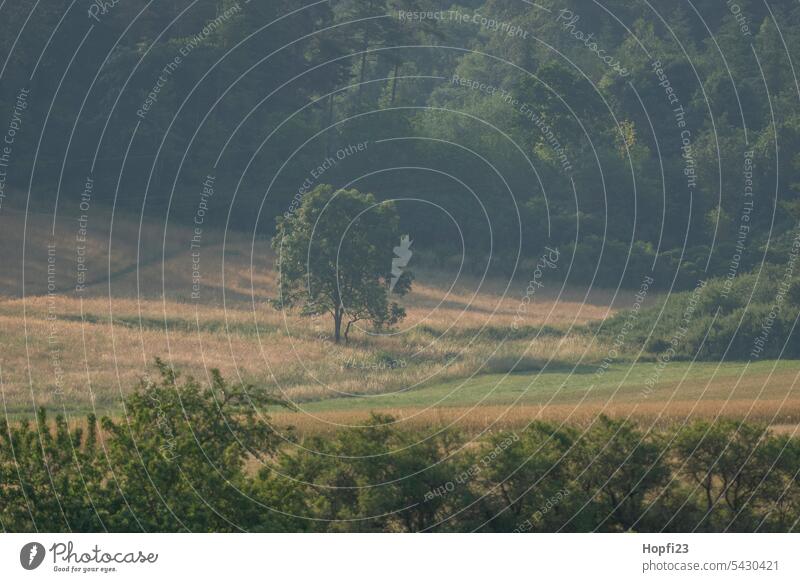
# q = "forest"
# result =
<box><xmin>2</xmin><ymin>1</ymin><xmax>799</xmax><ymax>288</ymax></box>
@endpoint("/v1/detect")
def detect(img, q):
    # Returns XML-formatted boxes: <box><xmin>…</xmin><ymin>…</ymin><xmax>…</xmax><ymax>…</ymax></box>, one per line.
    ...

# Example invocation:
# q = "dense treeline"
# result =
<box><xmin>2</xmin><ymin>363</ymin><xmax>799</xmax><ymax>532</ymax></box>
<box><xmin>2</xmin><ymin>1</ymin><xmax>800</xmax><ymax>287</ymax></box>
<box><xmin>599</xmin><ymin>266</ymin><xmax>800</xmax><ymax>360</ymax></box>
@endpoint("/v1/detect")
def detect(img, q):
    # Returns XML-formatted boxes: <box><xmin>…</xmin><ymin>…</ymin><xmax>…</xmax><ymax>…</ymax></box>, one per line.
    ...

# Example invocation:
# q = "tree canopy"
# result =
<box><xmin>272</xmin><ymin>184</ymin><xmax>412</xmax><ymax>342</ymax></box>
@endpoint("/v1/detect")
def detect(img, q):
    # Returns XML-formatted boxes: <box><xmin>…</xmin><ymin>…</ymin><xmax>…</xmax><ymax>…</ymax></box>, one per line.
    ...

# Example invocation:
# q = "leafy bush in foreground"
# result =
<box><xmin>1</xmin><ymin>363</ymin><xmax>799</xmax><ymax>532</ymax></box>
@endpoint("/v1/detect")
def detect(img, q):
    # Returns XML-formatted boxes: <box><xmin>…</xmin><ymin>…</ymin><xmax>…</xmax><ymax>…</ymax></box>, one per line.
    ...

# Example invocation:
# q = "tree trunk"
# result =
<box><xmin>390</xmin><ymin>62</ymin><xmax>400</xmax><ymax>105</ymax></box>
<box><xmin>358</xmin><ymin>47</ymin><xmax>368</xmax><ymax>102</ymax></box>
<box><xmin>325</xmin><ymin>93</ymin><xmax>335</xmax><ymax>157</ymax></box>
<box><xmin>333</xmin><ymin>308</ymin><xmax>343</xmax><ymax>343</ymax></box>
<box><xmin>357</xmin><ymin>20</ymin><xmax>371</xmax><ymax>102</ymax></box>
<box><xmin>344</xmin><ymin>319</ymin><xmax>354</xmax><ymax>343</ymax></box>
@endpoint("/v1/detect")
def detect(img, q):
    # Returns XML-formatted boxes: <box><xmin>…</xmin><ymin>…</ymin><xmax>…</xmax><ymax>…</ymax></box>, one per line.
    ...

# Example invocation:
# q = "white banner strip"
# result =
<box><xmin>1</xmin><ymin>533</ymin><xmax>797</xmax><ymax>581</ymax></box>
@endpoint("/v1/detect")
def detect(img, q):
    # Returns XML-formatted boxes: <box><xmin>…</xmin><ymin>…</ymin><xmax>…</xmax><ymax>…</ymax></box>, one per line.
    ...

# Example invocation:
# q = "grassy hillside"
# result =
<box><xmin>3</xmin><ymin>209</ymin><xmax>799</xmax><ymax>435</ymax></box>
<box><xmin>0</xmin><ymin>208</ymin><xmax>613</xmax><ymax>415</ymax></box>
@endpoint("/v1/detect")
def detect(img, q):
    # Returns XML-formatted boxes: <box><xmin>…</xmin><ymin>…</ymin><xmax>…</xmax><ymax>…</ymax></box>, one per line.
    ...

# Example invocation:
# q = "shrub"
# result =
<box><xmin>2</xmin><ymin>363</ymin><xmax>800</xmax><ymax>532</ymax></box>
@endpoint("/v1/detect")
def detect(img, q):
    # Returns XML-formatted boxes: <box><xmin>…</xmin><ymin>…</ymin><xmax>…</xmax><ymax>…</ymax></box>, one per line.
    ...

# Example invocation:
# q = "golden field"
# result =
<box><xmin>0</xmin><ymin>207</ymin><xmax>612</xmax><ymax>414</ymax></box>
<box><xmin>2</xmin><ymin>206</ymin><xmax>799</xmax><ymax>437</ymax></box>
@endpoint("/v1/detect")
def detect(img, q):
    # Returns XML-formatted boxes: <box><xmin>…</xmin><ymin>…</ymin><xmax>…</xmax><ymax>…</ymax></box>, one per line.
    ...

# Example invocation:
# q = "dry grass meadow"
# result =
<box><xmin>2</xmin><ymin>207</ymin><xmax>800</xmax><ymax>435</ymax></box>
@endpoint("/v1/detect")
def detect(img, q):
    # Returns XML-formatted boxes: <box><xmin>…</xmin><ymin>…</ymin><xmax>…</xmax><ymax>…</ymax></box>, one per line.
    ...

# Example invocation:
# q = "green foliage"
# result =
<box><xmin>272</xmin><ymin>185</ymin><xmax>412</xmax><ymax>343</ymax></box>
<box><xmin>276</xmin><ymin>414</ymin><xmax>470</xmax><ymax>532</ymax></box>
<box><xmin>672</xmin><ymin>420</ymin><xmax>800</xmax><ymax>531</ymax></box>
<box><xmin>1</xmin><ymin>360</ymin><xmax>293</xmax><ymax>532</ymax></box>
<box><xmin>572</xmin><ymin>418</ymin><xmax>671</xmax><ymax>531</ymax></box>
<box><xmin>0</xmin><ymin>409</ymin><xmax>104</xmax><ymax>532</ymax></box>
<box><xmin>2</xmin><ymin>364</ymin><xmax>800</xmax><ymax>532</ymax></box>
<box><xmin>96</xmin><ymin>358</ymin><xmax>291</xmax><ymax>531</ymax></box>
<box><xmin>600</xmin><ymin>266</ymin><xmax>800</xmax><ymax>360</ymax></box>
<box><xmin>474</xmin><ymin>422</ymin><xmax>578</xmax><ymax>531</ymax></box>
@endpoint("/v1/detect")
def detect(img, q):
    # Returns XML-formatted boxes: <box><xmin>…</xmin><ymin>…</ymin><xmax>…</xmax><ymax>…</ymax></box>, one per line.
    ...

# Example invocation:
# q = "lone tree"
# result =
<box><xmin>272</xmin><ymin>184</ymin><xmax>412</xmax><ymax>343</ymax></box>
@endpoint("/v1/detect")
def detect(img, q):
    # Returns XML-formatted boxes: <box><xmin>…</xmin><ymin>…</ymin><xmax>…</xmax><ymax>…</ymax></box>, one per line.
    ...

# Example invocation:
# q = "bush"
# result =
<box><xmin>2</xmin><ymin>364</ymin><xmax>800</xmax><ymax>532</ymax></box>
<box><xmin>599</xmin><ymin>266</ymin><xmax>800</xmax><ymax>361</ymax></box>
